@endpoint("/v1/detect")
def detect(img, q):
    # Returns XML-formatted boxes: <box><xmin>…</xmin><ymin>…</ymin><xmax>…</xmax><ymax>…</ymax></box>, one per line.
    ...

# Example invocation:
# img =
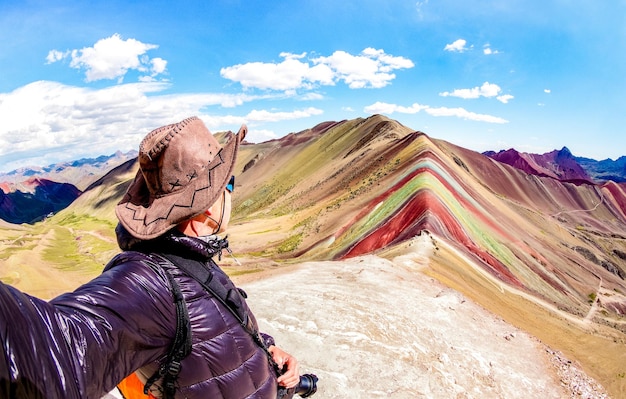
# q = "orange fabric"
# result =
<box><xmin>117</xmin><ymin>372</ymin><xmax>156</xmax><ymax>399</ymax></box>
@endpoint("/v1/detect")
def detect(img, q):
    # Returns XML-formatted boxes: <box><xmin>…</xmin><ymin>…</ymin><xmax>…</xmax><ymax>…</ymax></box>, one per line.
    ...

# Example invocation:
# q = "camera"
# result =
<box><xmin>294</xmin><ymin>374</ymin><xmax>318</xmax><ymax>398</ymax></box>
<box><xmin>277</xmin><ymin>373</ymin><xmax>318</xmax><ymax>399</ymax></box>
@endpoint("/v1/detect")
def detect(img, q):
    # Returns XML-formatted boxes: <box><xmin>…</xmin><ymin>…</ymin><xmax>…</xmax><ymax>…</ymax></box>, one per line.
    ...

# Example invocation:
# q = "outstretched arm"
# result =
<box><xmin>0</xmin><ymin>258</ymin><xmax>175</xmax><ymax>399</ymax></box>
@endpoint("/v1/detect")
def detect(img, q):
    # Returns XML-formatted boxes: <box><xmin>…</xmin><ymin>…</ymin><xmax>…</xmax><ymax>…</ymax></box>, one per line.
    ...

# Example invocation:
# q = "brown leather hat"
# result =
<box><xmin>116</xmin><ymin>116</ymin><xmax>246</xmax><ymax>240</ymax></box>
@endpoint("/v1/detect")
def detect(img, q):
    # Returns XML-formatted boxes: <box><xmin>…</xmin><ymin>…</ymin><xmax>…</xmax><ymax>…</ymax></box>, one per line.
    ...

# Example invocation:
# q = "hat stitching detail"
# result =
<box><xmin>169</xmin><ymin>179</ymin><xmax>183</xmax><ymax>190</ymax></box>
<box><xmin>144</xmin><ymin>117</ymin><xmax>195</xmax><ymax>161</ymax></box>
<box><xmin>123</xmin><ymin>149</ymin><xmax>226</xmax><ymax>228</ymax></box>
<box><xmin>166</xmin><ymin>167</ymin><xmax>198</xmax><ymax>191</ymax></box>
<box><xmin>206</xmin><ymin>151</ymin><xmax>226</xmax><ymax>191</ymax></box>
<box><xmin>121</xmin><ymin>186</ymin><xmax>209</xmax><ymax>227</ymax></box>
<box><xmin>146</xmin><ymin>129</ymin><xmax>176</xmax><ymax>160</ymax></box>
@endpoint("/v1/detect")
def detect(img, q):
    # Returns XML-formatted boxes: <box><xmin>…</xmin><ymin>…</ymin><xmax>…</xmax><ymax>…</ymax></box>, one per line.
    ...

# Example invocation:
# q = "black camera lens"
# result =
<box><xmin>295</xmin><ymin>374</ymin><xmax>318</xmax><ymax>398</ymax></box>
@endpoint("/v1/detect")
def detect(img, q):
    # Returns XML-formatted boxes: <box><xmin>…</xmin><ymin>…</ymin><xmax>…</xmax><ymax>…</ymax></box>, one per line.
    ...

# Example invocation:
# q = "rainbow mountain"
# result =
<box><xmin>233</xmin><ymin>115</ymin><xmax>626</xmax><ymax>319</ymax></box>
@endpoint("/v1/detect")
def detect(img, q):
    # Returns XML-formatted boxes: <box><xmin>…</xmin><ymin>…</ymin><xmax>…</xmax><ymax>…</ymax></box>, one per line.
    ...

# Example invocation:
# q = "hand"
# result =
<box><xmin>268</xmin><ymin>345</ymin><xmax>300</xmax><ymax>388</ymax></box>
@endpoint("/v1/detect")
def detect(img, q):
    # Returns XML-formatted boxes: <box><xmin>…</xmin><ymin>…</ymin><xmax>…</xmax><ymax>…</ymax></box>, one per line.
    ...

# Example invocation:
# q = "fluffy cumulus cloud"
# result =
<box><xmin>363</xmin><ymin>102</ymin><xmax>428</xmax><ymax>115</ymax></box>
<box><xmin>483</xmin><ymin>43</ymin><xmax>500</xmax><ymax>55</ymax></box>
<box><xmin>496</xmin><ymin>94</ymin><xmax>514</xmax><ymax>104</ymax></box>
<box><xmin>440</xmin><ymin>82</ymin><xmax>514</xmax><ymax>103</ymax></box>
<box><xmin>46</xmin><ymin>34</ymin><xmax>167</xmax><ymax>82</ymax></box>
<box><xmin>220</xmin><ymin>56</ymin><xmax>333</xmax><ymax>91</ymax></box>
<box><xmin>220</xmin><ymin>48</ymin><xmax>414</xmax><ymax>90</ymax></box>
<box><xmin>444</xmin><ymin>39</ymin><xmax>469</xmax><ymax>52</ymax></box>
<box><xmin>440</xmin><ymin>82</ymin><xmax>499</xmax><ymax>99</ymax></box>
<box><xmin>364</xmin><ymin>101</ymin><xmax>508</xmax><ymax>124</ymax></box>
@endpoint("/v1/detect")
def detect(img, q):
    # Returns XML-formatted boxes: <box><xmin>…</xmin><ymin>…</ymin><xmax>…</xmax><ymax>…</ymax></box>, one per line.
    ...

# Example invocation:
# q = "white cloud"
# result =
<box><xmin>200</xmin><ymin>107</ymin><xmax>323</xmax><ymax>144</ymax></box>
<box><xmin>314</xmin><ymin>48</ymin><xmax>414</xmax><ymax>89</ymax></box>
<box><xmin>46</xmin><ymin>34</ymin><xmax>166</xmax><ymax>83</ymax></box>
<box><xmin>139</xmin><ymin>57</ymin><xmax>169</xmax><ymax>82</ymax></box>
<box><xmin>364</xmin><ymin>101</ymin><xmax>428</xmax><ymax>114</ymax></box>
<box><xmin>544</xmin><ymin>89</ymin><xmax>551</xmax><ymax>93</ymax></box>
<box><xmin>246</xmin><ymin>129</ymin><xmax>278</xmax><ymax>143</ymax></box>
<box><xmin>280</xmin><ymin>51</ymin><xmax>307</xmax><ymax>60</ymax></box>
<box><xmin>425</xmin><ymin>106</ymin><xmax>508</xmax><ymax>123</ymax></box>
<box><xmin>299</xmin><ymin>92</ymin><xmax>324</xmax><ymax>101</ymax></box>
<box><xmin>364</xmin><ymin>101</ymin><xmax>508</xmax><ymax>124</ymax></box>
<box><xmin>440</xmin><ymin>82</ymin><xmax>507</xmax><ymax>100</ymax></box>
<box><xmin>151</xmin><ymin>58</ymin><xmax>167</xmax><ymax>75</ymax></box>
<box><xmin>220</xmin><ymin>48</ymin><xmax>414</xmax><ymax>91</ymax></box>
<box><xmin>483</xmin><ymin>44</ymin><xmax>500</xmax><ymax>55</ymax></box>
<box><xmin>0</xmin><ymin>81</ymin><xmax>318</xmax><ymax>171</ymax></box>
<box><xmin>444</xmin><ymin>39</ymin><xmax>469</xmax><ymax>52</ymax></box>
<box><xmin>245</xmin><ymin>107</ymin><xmax>323</xmax><ymax>123</ymax></box>
<box><xmin>220</xmin><ymin>57</ymin><xmax>333</xmax><ymax>91</ymax></box>
<box><xmin>497</xmin><ymin>94</ymin><xmax>514</xmax><ymax>104</ymax></box>
<box><xmin>45</xmin><ymin>50</ymin><xmax>68</xmax><ymax>64</ymax></box>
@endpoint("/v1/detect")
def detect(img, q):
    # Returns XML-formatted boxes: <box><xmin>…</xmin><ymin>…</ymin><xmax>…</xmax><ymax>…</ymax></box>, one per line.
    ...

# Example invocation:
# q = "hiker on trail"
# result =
<box><xmin>0</xmin><ymin>117</ymin><xmax>301</xmax><ymax>398</ymax></box>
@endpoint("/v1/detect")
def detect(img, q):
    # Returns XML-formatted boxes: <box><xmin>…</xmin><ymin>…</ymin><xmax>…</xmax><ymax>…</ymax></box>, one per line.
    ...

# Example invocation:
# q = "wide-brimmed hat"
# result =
<box><xmin>116</xmin><ymin>116</ymin><xmax>246</xmax><ymax>240</ymax></box>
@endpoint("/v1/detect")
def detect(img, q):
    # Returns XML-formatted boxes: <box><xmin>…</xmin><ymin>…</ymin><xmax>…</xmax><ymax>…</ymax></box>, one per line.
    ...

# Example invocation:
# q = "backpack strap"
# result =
<box><xmin>107</xmin><ymin>252</ymin><xmax>192</xmax><ymax>399</ymax></box>
<box><xmin>142</xmin><ymin>254</ymin><xmax>192</xmax><ymax>399</ymax></box>
<box><xmin>158</xmin><ymin>253</ymin><xmax>276</xmax><ymax>367</ymax></box>
<box><xmin>159</xmin><ymin>253</ymin><xmax>256</xmax><ymax>335</ymax></box>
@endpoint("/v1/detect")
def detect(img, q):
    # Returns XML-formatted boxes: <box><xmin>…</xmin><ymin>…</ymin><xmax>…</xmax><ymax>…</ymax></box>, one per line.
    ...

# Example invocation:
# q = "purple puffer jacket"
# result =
<box><xmin>0</xmin><ymin>228</ymin><xmax>278</xmax><ymax>399</ymax></box>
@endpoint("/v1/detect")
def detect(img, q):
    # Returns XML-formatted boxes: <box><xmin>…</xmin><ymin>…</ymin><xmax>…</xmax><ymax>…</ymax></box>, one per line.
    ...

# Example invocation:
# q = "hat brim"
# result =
<box><xmin>115</xmin><ymin>125</ymin><xmax>246</xmax><ymax>240</ymax></box>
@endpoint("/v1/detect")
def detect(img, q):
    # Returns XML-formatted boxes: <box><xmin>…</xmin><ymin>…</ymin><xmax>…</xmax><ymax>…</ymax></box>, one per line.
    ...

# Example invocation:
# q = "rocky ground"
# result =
<box><xmin>546</xmin><ymin>348</ymin><xmax>609</xmax><ymax>399</ymax></box>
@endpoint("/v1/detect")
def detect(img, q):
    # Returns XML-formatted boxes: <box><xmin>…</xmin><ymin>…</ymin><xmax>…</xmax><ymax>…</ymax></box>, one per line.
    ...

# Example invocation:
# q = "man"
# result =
<box><xmin>0</xmin><ymin>116</ymin><xmax>299</xmax><ymax>398</ymax></box>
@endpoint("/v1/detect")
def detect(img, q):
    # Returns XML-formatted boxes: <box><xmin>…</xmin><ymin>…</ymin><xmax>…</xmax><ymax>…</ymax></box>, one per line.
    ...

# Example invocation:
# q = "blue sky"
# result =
<box><xmin>0</xmin><ymin>0</ymin><xmax>624</xmax><ymax>172</ymax></box>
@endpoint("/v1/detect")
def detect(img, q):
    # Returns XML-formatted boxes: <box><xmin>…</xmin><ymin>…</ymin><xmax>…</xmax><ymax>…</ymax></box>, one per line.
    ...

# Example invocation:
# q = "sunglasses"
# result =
<box><xmin>226</xmin><ymin>175</ymin><xmax>235</xmax><ymax>193</ymax></box>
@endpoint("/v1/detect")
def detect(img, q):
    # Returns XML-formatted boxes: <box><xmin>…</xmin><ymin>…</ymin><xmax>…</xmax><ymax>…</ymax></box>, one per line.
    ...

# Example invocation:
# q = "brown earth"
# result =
<box><xmin>0</xmin><ymin>228</ymin><xmax>99</xmax><ymax>298</ymax></box>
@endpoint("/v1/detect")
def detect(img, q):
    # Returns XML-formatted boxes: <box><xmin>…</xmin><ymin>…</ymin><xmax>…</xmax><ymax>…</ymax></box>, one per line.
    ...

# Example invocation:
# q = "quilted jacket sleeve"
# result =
<box><xmin>0</xmin><ymin>257</ymin><xmax>176</xmax><ymax>399</ymax></box>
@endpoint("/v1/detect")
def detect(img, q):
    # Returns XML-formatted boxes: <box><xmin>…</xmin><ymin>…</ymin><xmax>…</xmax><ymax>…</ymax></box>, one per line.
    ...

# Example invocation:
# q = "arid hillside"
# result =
<box><xmin>1</xmin><ymin>115</ymin><xmax>625</xmax><ymax>397</ymax></box>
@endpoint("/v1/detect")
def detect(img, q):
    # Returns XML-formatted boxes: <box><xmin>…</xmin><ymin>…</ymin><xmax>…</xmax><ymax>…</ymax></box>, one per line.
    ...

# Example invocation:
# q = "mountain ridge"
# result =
<box><xmin>0</xmin><ymin>178</ymin><xmax>81</xmax><ymax>224</ymax></box>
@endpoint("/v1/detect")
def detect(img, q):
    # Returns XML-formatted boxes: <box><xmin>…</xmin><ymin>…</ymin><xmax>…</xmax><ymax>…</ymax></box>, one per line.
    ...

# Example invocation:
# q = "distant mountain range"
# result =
<box><xmin>0</xmin><ymin>151</ymin><xmax>136</xmax><ymax>224</ymax></box>
<box><xmin>0</xmin><ymin>150</ymin><xmax>138</xmax><ymax>191</ymax></box>
<box><xmin>483</xmin><ymin>147</ymin><xmax>626</xmax><ymax>184</ymax></box>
